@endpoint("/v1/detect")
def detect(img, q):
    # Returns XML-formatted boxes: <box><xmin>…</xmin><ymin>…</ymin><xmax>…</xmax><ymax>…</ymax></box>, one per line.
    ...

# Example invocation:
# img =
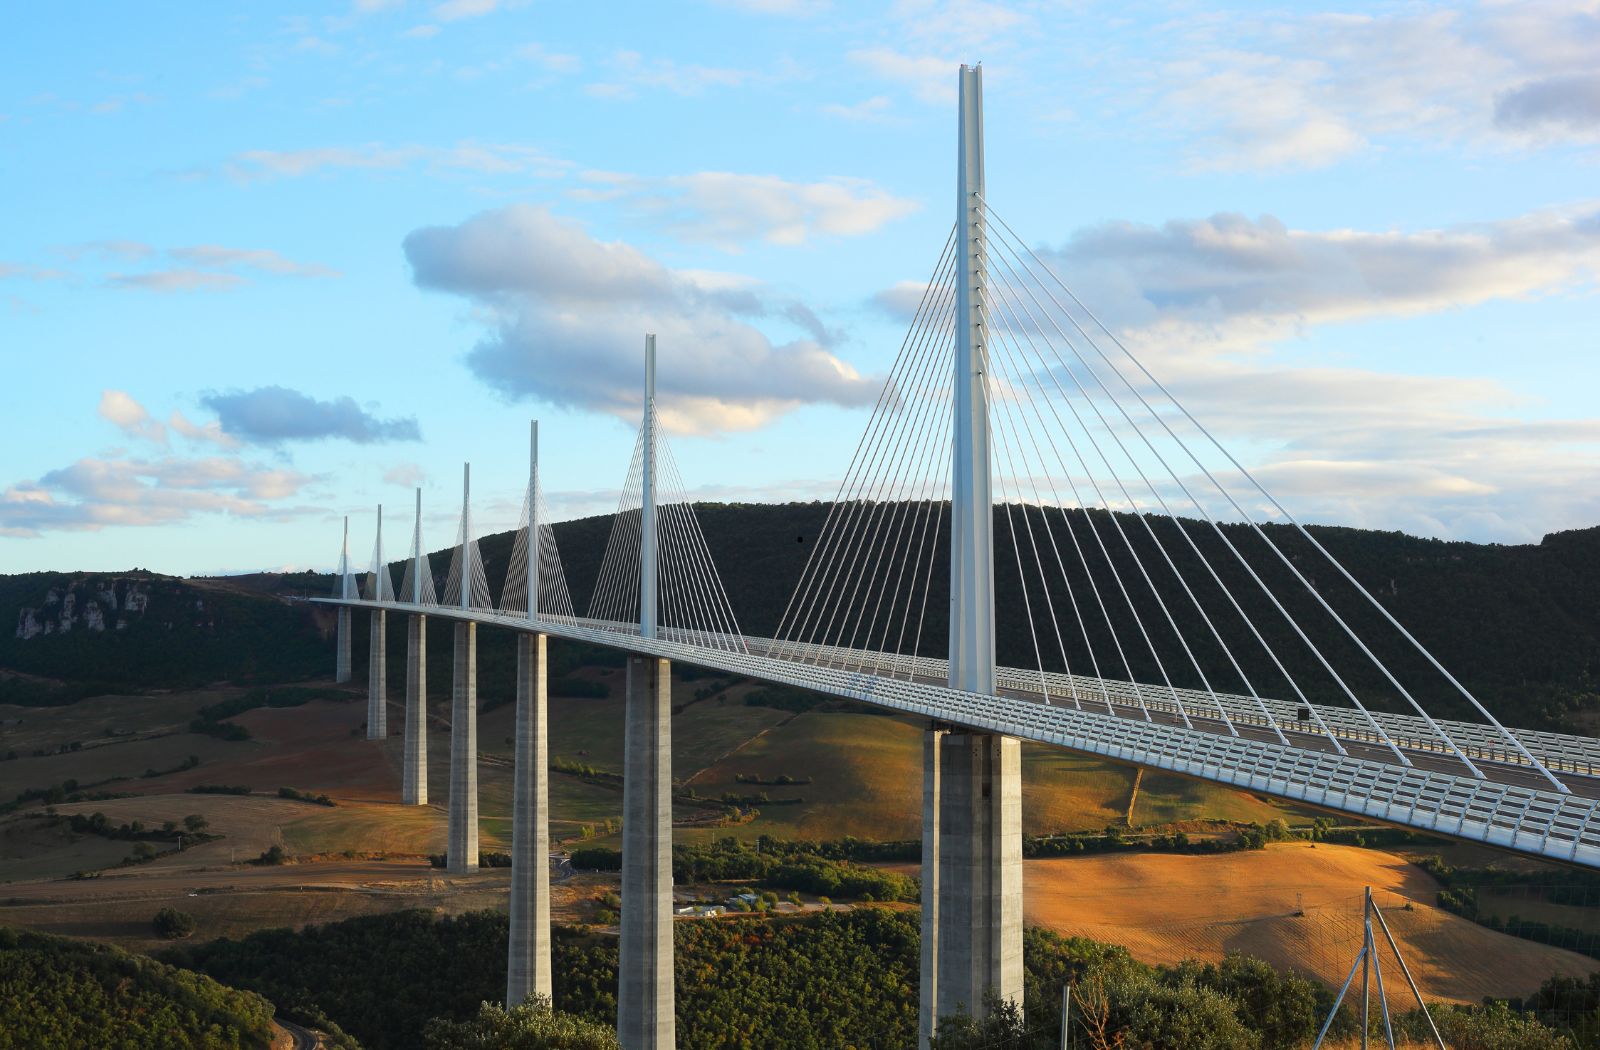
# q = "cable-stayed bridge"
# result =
<box><xmin>309</xmin><ymin>66</ymin><xmax>1600</xmax><ymax>1050</ymax></box>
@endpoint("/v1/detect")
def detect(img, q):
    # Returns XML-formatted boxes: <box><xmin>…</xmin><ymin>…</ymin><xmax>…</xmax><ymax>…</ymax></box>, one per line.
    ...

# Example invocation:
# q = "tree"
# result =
<box><xmin>153</xmin><ymin>908</ymin><xmax>198</xmax><ymax>940</ymax></box>
<box><xmin>930</xmin><ymin>991</ymin><xmax>1029</xmax><ymax>1049</ymax></box>
<box><xmin>423</xmin><ymin>999</ymin><xmax>622</xmax><ymax>1049</ymax></box>
<box><xmin>183</xmin><ymin>813</ymin><xmax>209</xmax><ymax>833</ymax></box>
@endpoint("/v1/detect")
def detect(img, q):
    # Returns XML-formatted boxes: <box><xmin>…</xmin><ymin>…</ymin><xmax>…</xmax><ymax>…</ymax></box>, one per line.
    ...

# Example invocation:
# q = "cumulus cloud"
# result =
<box><xmin>1030</xmin><ymin>205</ymin><xmax>1600</xmax><ymax>334</ymax></box>
<box><xmin>0</xmin><ymin>455</ymin><xmax>315</xmax><ymax>537</ymax></box>
<box><xmin>403</xmin><ymin>204</ymin><xmax>880</xmax><ymax>433</ymax></box>
<box><xmin>1496</xmin><ymin>73</ymin><xmax>1600</xmax><ymax>134</ymax></box>
<box><xmin>200</xmin><ymin>386</ymin><xmax>422</xmax><ymax>446</ymax></box>
<box><xmin>98</xmin><ymin>390</ymin><xmax>167</xmax><ymax>444</ymax></box>
<box><xmin>870</xmin><ymin>201</ymin><xmax>1600</xmax><ymax>539</ymax></box>
<box><xmin>169</xmin><ymin>409</ymin><xmax>239</xmax><ymax>449</ymax></box>
<box><xmin>572</xmin><ymin>171</ymin><xmax>917</xmax><ymax>248</ymax></box>
<box><xmin>1156</xmin><ymin>3</ymin><xmax>1600</xmax><ymax>170</ymax></box>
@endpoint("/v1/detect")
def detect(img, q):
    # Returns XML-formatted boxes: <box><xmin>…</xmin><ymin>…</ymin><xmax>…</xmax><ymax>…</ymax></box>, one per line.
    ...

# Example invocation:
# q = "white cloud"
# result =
<box><xmin>169</xmin><ymin>410</ymin><xmax>240</xmax><ymax>449</ymax></box>
<box><xmin>98</xmin><ymin>391</ymin><xmax>167</xmax><ymax>444</ymax></box>
<box><xmin>168</xmin><ymin>245</ymin><xmax>339</xmax><ymax>278</ymax></box>
<box><xmin>990</xmin><ymin>202</ymin><xmax>1600</xmax><ymax>539</ymax></box>
<box><xmin>225</xmin><ymin>141</ymin><xmax>570</xmax><ymax>181</ymax></box>
<box><xmin>848</xmin><ymin>49</ymin><xmax>954</xmax><ymax>105</ymax></box>
<box><xmin>434</xmin><ymin>0</ymin><xmax>501</xmax><ymax>21</ymax></box>
<box><xmin>403</xmin><ymin>24</ymin><xmax>440</xmax><ymax>38</ymax></box>
<box><xmin>383</xmin><ymin>462</ymin><xmax>427</xmax><ymax>488</ymax></box>
<box><xmin>821</xmin><ymin>96</ymin><xmax>894</xmax><ymax>122</ymax></box>
<box><xmin>200</xmin><ymin>387</ymin><xmax>422</xmax><ymax>446</ymax></box>
<box><xmin>515</xmin><ymin>42</ymin><xmax>580</xmax><ymax>75</ymax></box>
<box><xmin>0</xmin><ymin>455</ymin><xmax>315</xmax><ymax>537</ymax></box>
<box><xmin>585</xmin><ymin>51</ymin><xmax>771</xmax><ymax>101</ymax></box>
<box><xmin>1155</xmin><ymin>3</ymin><xmax>1600</xmax><ymax>171</ymax></box>
<box><xmin>404</xmin><ymin>204</ymin><xmax>880</xmax><ymax>433</ymax></box>
<box><xmin>572</xmin><ymin>170</ymin><xmax>918</xmax><ymax>248</ymax></box>
<box><xmin>108</xmin><ymin>269</ymin><xmax>245</xmax><ymax>293</ymax></box>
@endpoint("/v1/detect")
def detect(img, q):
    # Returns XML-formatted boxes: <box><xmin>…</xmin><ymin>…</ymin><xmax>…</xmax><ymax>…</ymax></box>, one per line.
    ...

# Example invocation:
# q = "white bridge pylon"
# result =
<box><xmin>313</xmin><ymin>60</ymin><xmax>1600</xmax><ymax>1050</ymax></box>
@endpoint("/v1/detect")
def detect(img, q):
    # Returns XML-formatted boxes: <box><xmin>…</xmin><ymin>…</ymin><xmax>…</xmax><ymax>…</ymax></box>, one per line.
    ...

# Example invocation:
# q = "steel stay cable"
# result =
<box><xmin>987</xmin><ymin>200</ymin><xmax>1561</xmax><ymax>791</ymax></box>
<box><xmin>983</xmin><ymin>321</ymin><xmax>1126</xmax><ymax>716</ymax></box>
<box><xmin>660</xmin><ymin>431</ymin><xmax>747</xmax><ymax>648</ymax></box>
<box><xmin>989</xmin><ymin>375</ymin><xmax>1054</xmax><ymax>703</ymax></box>
<box><xmin>979</xmin><ymin>219</ymin><xmax>1344</xmax><ymax>755</ymax></box>
<box><xmin>982</xmin><ymin>348</ymin><xmax>1081</xmax><ymax>706</ymax></box>
<box><xmin>795</xmin><ymin>261</ymin><xmax>958</xmax><ymax>656</ymax></box>
<box><xmin>980</xmin><ymin>202</ymin><xmax>1494</xmax><ymax>778</ymax></box>
<box><xmin>798</xmin><ymin>253</ymin><xmax>957</xmax><ymax>656</ymax></box>
<box><xmin>987</xmin><ymin>268</ymin><xmax>1228</xmax><ymax>734</ymax></box>
<box><xmin>586</xmin><ymin>428</ymin><xmax>644</xmax><ymax>621</ymax></box>
<box><xmin>779</xmin><ymin>260</ymin><xmax>954</xmax><ymax>659</ymax></box>
<box><xmin>842</xmin><ymin>310</ymin><xmax>960</xmax><ymax>669</ymax></box>
<box><xmin>869</xmin><ymin>356</ymin><xmax>953</xmax><ymax>676</ymax></box>
<box><xmin>774</xmin><ymin>227</ymin><xmax>958</xmax><ymax>651</ymax></box>
<box><xmin>984</xmin><ymin>314</ymin><xmax>1167</xmax><ymax>722</ymax></box>
<box><xmin>660</xmin><ymin>434</ymin><xmax>747</xmax><ymax>651</ymax></box>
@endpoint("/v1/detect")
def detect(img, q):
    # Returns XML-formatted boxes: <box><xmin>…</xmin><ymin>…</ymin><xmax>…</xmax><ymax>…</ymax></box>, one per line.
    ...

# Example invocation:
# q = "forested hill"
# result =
<box><xmin>5</xmin><ymin>505</ymin><xmax>1600</xmax><ymax>732</ymax></box>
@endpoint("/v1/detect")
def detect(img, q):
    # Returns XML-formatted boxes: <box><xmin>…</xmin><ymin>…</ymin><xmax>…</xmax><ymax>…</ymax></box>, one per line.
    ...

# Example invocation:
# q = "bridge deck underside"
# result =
<box><xmin>320</xmin><ymin>598</ymin><xmax>1600</xmax><ymax>869</ymax></box>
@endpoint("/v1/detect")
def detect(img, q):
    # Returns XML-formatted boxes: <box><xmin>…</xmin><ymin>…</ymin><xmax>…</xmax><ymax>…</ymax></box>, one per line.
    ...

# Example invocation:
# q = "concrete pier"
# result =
<box><xmin>335</xmin><ymin>608</ymin><xmax>352</xmax><ymax>683</ymax></box>
<box><xmin>507</xmin><ymin>633</ymin><xmax>551</xmax><ymax>1006</ymax></box>
<box><xmin>366</xmin><ymin>610</ymin><xmax>387</xmax><ymax>739</ymax></box>
<box><xmin>919</xmin><ymin>726</ymin><xmax>946</xmax><ymax>1049</ymax></box>
<box><xmin>448</xmin><ymin>621</ymin><xmax>479</xmax><ymax>874</ymax></box>
<box><xmin>931</xmin><ymin>732</ymin><xmax>1022</xmax><ymax>1025</ymax></box>
<box><xmin>402</xmin><ymin>614</ymin><xmax>427</xmax><ymax>805</ymax></box>
<box><xmin>618</xmin><ymin>655</ymin><xmax>673</xmax><ymax>1050</ymax></box>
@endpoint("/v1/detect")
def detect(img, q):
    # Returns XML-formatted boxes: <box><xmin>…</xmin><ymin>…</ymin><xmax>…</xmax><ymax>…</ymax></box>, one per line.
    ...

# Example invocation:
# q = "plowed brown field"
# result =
<box><xmin>1022</xmin><ymin>841</ymin><xmax>1598</xmax><ymax>1003</ymax></box>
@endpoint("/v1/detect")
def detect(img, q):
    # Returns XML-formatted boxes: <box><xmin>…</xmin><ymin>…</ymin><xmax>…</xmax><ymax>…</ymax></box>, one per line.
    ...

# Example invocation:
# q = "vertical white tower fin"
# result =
<box><xmin>949</xmin><ymin>63</ymin><xmax>995</xmax><ymax>695</ymax></box>
<box><xmin>640</xmin><ymin>334</ymin><xmax>658</xmax><ymax>639</ymax></box>
<box><xmin>528</xmin><ymin>420</ymin><xmax>540</xmax><ymax>619</ymax></box>
<box><xmin>460</xmin><ymin>462</ymin><xmax>472</xmax><ymax>612</ymax></box>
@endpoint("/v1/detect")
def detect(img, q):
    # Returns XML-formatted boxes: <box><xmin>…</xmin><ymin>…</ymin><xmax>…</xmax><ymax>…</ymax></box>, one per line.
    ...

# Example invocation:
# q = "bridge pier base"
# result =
<box><xmin>923</xmin><ymin>730</ymin><xmax>1022</xmax><ymax>1038</ymax></box>
<box><xmin>403</xmin><ymin>614</ymin><xmax>427</xmax><ymax>805</ymax></box>
<box><xmin>920</xmin><ymin>726</ymin><xmax>946</xmax><ymax>1050</ymax></box>
<box><xmin>507</xmin><ymin>632</ymin><xmax>551</xmax><ymax>1006</ymax></box>
<box><xmin>335</xmin><ymin>608</ymin><xmax>352</xmax><ymax>683</ymax></box>
<box><xmin>618</xmin><ymin>655</ymin><xmax>673</xmax><ymax>1050</ymax></box>
<box><xmin>367</xmin><ymin>610</ymin><xmax>387</xmax><ymax>739</ymax></box>
<box><xmin>448</xmin><ymin>622</ymin><xmax>479</xmax><ymax>874</ymax></box>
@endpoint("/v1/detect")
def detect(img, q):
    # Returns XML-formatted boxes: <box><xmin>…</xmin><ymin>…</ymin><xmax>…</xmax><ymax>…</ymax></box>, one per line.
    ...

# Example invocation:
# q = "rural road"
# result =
<box><xmin>277</xmin><ymin>1018</ymin><xmax>319</xmax><ymax>1050</ymax></box>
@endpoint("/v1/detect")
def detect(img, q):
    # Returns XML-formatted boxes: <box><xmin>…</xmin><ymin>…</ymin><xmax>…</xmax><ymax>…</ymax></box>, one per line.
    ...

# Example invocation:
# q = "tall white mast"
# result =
<box><xmin>640</xmin><ymin>335</ymin><xmax>658</xmax><ymax>639</ymax></box>
<box><xmin>527</xmin><ymin>420</ymin><xmax>540</xmax><ymax>619</ymax></box>
<box><xmin>948</xmin><ymin>63</ymin><xmax>995</xmax><ymax>695</ymax></box>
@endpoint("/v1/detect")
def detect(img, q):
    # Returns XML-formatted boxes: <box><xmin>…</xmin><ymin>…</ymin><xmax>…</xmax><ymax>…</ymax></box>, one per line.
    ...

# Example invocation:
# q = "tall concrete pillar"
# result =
<box><xmin>618</xmin><ymin>655</ymin><xmax>673</xmax><ymax>1050</ymax></box>
<box><xmin>920</xmin><ymin>726</ymin><xmax>946</xmax><ymax>1049</ymax></box>
<box><xmin>403</xmin><ymin>614</ymin><xmax>428</xmax><ymax>805</ymax></box>
<box><xmin>367</xmin><ymin>610</ymin><xmax>387</xmax><ymax>739</ymax></box>
<box><xmin>934</xmin><ymin>732</ymin><xmax>1022</xmax><ymax>1022</ymax></box>
<box><xmin>335</xmin><ymin>608</ymin><xmax>352</xmax><ymax>683</ymax></box>
<box><xmin>448</xmin><ymin>621</ymin><xmax>479</xmax><ymax>874</ymax></box>
<box><xmin>507</xmin><ymin>633</ymin><xmax>551</xmax><ymax>1006</ymax></box>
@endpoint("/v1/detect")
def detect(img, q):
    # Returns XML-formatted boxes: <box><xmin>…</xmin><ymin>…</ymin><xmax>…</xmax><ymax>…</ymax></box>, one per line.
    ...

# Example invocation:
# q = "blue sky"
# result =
<box><xmin>2</xmin><ymin>0</ymin><xmax>1598</xmax><ymax>576</ymax></box>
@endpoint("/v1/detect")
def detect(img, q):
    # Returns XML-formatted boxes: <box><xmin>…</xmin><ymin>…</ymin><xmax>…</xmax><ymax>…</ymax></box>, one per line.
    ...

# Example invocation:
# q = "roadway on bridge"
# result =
<box><xmin>738</xmin><ymin>637</ymin><xmax>1600</xmax><ymax>801</ymax></box>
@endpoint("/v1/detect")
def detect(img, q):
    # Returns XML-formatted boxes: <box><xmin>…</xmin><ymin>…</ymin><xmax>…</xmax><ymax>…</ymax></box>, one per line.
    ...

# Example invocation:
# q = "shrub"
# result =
<box><xmin>153</xmin><ymin>907</ymin><xmax>198</xmax><ymax>940</ymax></box>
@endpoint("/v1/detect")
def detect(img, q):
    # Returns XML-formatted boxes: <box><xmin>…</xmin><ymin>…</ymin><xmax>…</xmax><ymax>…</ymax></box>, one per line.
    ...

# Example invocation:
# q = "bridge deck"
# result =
<box><xmin>316</xmin><ymin>598</ymin><xmax>1600</xmax><ymax>869</ymax></box>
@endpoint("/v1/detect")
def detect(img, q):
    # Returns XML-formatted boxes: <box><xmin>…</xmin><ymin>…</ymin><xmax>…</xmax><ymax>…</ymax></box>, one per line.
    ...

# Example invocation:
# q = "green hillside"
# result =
<box><xmin>0</xmin><ymin>925</ymin><xmax>277</xmax><ymax>1049</ymax></box>
<box><xmin>6</xmin><ymin>506</ymin><xmax>1600</xmax><ymax>732</ymax></box>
